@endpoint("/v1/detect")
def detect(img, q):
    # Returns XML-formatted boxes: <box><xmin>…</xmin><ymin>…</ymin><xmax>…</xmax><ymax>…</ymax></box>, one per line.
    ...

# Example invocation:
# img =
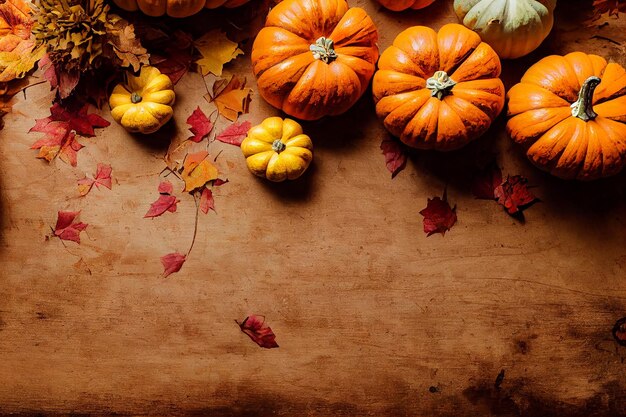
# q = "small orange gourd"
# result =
<box><xmin>251</xmin><ymin>0</ymin><xmax>379</xmax><ymax>121</ymax></box>
<box><xmin>373</xmin><ymin>23</ymin><xmax>505</xmax><ymax>151</ymax></box>
<box><xmin>507</xmin><ymin>52</ymin><xmax>626</xmax><ymax>180</ymax></box>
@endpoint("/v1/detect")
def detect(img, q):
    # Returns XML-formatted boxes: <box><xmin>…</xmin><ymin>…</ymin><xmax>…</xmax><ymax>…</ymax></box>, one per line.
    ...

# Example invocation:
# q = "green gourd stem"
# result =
<box><xmin>310</xmin><ymin>37</ymin><xmax>337</xmax><ymax>64</ymax></box>
<box><xmin>571</xmin><ymin>76</ymin><xmax>601</xmax><ymax>121</ymax></box>
<box><xmin>426</xmin><ymin>70</ymin><xmax>457</xmax><ymax>100</ymax></box>
<box><xmin>131</xmin><ymin>92</ymin><xmax>142</xmax><ymax>103</ymax></box>
<box><xmin>272</xmin><ymin>139</ymin><xmax>286</xmax><ymax>153</ymax></box>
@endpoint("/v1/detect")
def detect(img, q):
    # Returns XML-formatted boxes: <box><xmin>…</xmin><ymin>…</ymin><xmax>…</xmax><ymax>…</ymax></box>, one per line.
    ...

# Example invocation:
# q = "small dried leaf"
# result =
<box><xmin>216</xmin><ymin>121</ymin><xmax>251</xmax><ymax>146</ymax></box>
<box><xmin>494</xmin><ymin>175</ymin><xmax>539</xmax><ymax>215</ymax></box>
<box><xmin>419</xmin><ymin>189</ymin><xmax>457</xmax><ymax>237</ymax></box>
<box><xmin>181</xmin><ymin>151</ymin><xmax>219</xmax><ymax>192</ymax></box>
<box><xmin>54</xmin><ymin>210</ymin><xmax>88</xmax><ymax>243</ymax></box>
<box><xmin>199</xmin><ymin>187</ymin><xmax>214</xmax><ymax>214</ymax></box>
<box><xmin>161</xmin><ymin>252</ymin><xmax>186</xmax><ymax>277</ymax></box>
<box><xmin>186</xmin><ymin>106</ymin><xmax>213</xmax><ymax>143</ymax></box>
<box><xmin>106</xmin><ymin>17</ymin><xmax>150</xmax><ymax>72</ymax></box>
<box><xmin>237</xmin><ymin>315</ymin><xmax>279</xmax><ymax>349</ymax></box>
<box><xmin>380</xmin><ymin>136</ymin><xmax>407</xmax><ymax>178</ymax></box>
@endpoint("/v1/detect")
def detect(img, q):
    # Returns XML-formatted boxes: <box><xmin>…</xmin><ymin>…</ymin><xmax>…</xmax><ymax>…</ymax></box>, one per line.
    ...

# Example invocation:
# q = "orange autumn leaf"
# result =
<box><xmin>181</xmin><ymin>151</ymin><xmax>219</xmax><ymax>192</ymax></box>
<box><xmin>0</xmin><ymin>0</ymin><xmax>41</xmax><ymax>82</ymax></box>
<box><xmin>205</xmin><ymin>75</ymin><xmax>251</xmax><ymax>122</ymax></box>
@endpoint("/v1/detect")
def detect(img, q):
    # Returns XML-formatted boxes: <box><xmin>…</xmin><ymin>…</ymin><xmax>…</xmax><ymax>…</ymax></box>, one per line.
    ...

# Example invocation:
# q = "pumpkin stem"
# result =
<box><xmin>426</xmin><ymin>71</ymin><xmax>457</xmax><ymax>100</ymax></box>
<box><xmin>131</xmin><ymin>92</ymin><xmax>143</xmax><ymax>104</ymax></box>
<box><xmin>571</xmin><ymin>76</ymin><xmax>601</xmax><ymax>121</ymax></box>
<box><xmin>272</xmin><ymin>139</ymin><xmax>286</xmax><ymax>153</ymax></box>
<box><xmin>310</xmin><ymin>37</ymin><xmax>337</xmax><ymax>64</ymax></box>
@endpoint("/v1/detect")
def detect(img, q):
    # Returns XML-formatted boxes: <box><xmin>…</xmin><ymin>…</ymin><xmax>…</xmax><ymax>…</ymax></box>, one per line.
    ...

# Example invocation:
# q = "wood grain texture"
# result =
<box><xmin>1</xmin><ymin>1</ymin><xmax>625</xmax><ymax>416</ymax></box>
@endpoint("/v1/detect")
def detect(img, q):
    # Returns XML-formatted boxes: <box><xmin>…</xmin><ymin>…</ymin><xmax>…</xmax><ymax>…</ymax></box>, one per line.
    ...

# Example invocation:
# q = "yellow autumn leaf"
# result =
<box><xmin>0</xmin><ymin>44</ymin><xmax>45</xmax><ymax>82</ymax></box>
<box><xmin>0</xmin><ymin>0</ymin><xmax>40</xmax><ymax>82</ymax></box>
<box><xmin>181</xmin><ymin>151</ymin><xmax>219</xmax><ymax>192</ymax></box>
<box><xmin>194</xmin><ymin>29</ymin><xmax>243</xmax><ymax>77</ymax></box>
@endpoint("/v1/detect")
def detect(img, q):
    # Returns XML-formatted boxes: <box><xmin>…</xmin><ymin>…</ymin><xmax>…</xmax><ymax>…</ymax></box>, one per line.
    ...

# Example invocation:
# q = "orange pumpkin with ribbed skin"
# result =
<box><xmin>377</xmin><ymin>0</ymin><xmax>435</xmax><ymax>12</ymax></box>
<box><xmin>112</xmin><ymin>0</ymin><xmax>250</xmax><ymax>17</ymax></box>
<box><xmin>507</xmin><ymin>52</ymin><xmax>626</xmax><ymax>180</ymax></box>
<box><xmin>373</xmin><ymin>24</ymin><xmax>505</xmax><ymax>151</ymax></box>
<box><xmin>251</xmin><ymin>0</ymin><xmax>379</xmax><ymax>121</ymax></box>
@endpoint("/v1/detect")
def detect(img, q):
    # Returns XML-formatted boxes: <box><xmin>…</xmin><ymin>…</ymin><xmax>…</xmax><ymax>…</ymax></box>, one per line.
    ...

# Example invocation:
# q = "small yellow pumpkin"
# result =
<box><xmin>241</xmin><ymin>117</ymin><xmax>313</xmax><ymax>182</ymax></box>
<box><xmin>109</xmin><ymin>66</ymin><xmax>175</xmax><ymax>134</ymax></box>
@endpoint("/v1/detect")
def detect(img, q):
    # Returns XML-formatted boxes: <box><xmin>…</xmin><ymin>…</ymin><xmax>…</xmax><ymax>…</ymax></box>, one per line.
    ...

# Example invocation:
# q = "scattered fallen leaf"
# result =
<box><xmin>78</xmin><ymin>163</ymin><xmax>112</xmax><ymax>196</ymax></box>
<box><xmin>613</xmin><ymin>317</ymin><xmax>626</xmax><ymax>346</ymax></box>
<box><xmin>161</xmin><ymin>252</ymin><xmax>186</xmax><ymax>277</ymax></box>
<box><xmin>590</xmin><ymin>0</ymin><xmax>626</xmax><ymax>21</ymax></box>
<box><xmin>187</xmin><ymin>106</ymin><xmax>213</xmax><ymax>143</ymax></box>
<box><xmin>148</xmin><ymin>30</ymin><xmax>193</xmax><ymax>84</ymax></box>
<box><xmin>29</xmin><ymin>101</ymin><xmax>110</xmax><ymax>165</ymax></box>
<box><xmin>53</xmin><ymin>210</ymin><xmax>88</xmax><ymax>244</ymax></box>
<box><xmin>380</xmin><ymin>136</ymin><xmax>407</xmax><ymax>179</ymax></box>
<box><xmin>181</xmin><ymin>151</ymin><xmax>219</xmax><ymax>192</ymax></box>
<box><xmin>237</xmin><ymin>315</ymin><xmax>279</xmax><ymax>349</ymax></box>
<box><xmin>216</xmin><ymin>121</ymin><xmax>251</xmax><ymax>146</ymax></box>
<box><xmin>471</xmin><ymin>163</ymin><xmax>503</xmax><ymax>200</ymax></box>
<box><xmin>213</xmin><ymin>178</ymin><xmax>229</xmax><ymax>186</ymax></box>
<box><xmin>419</xmin><ymin>189</ymin><xmax>457</xmax><ymax>237</ymax></box>
<box><xmin>205</xmin><ymin>74</ymin><xmax>232</xmax><ymax>101</ymax></box>
<box><xmin>194</xmin><ymin>29</ymin><xmax>243</xmax><ymax>77</ymax></box>
<box><xmin>206</xmin><ymin>75</ymin><xmax>251</xmax><ymax>121</ymax></box>
<box><xmin>494</xmin><ymin>175</ymin><xmax>538</xmax><ymax>215</ymax></box>
<box><xmin>145</xmin><ymin>180</ymin><xmax>179</xmax><ymax>218</ymax></box>
<box><xmin>106</xmin><ymin>17</ymin><xmax>150</xmax><ymax>72</ymax></box>
<box><xmin>199</xmin><ymin>187</ymin><xmax>214</xmax><ymax>214</ymax></box>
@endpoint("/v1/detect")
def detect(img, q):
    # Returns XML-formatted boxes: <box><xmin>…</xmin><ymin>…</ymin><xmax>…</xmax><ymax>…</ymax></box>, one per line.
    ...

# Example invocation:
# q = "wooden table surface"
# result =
<box><xmin>1</xmin><ymin>1</ymin><xmax>625</xmax><ymax>415</ymax></box>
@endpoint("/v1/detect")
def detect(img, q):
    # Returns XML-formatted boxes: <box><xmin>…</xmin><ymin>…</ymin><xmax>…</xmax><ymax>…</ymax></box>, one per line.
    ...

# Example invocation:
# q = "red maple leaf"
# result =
<box><xmin>149</xmin><ymin>30</ymin><xmax>194</xmax><ymax>84</ymax></box>
<box><xmin>380</xmin><ymin>136</ymin><xmax>407</xmax><ymax>178</ymax></box>
<box><xmin>419</xmin><ymin>189</ymin><xmax>457</xmax><ymax>237</ymax></box>
<box><xmin>53</xmin><ymin>211</ymin><xmax>88</xmax><ymax>244</ymax></box>
<box><xmin>237</xmin><ymin>315</ymin><xmax>279</xmax><ymax>349</ymax></box>
<box><xmin>161</xmin><ymin>252</ymin><xmax>186</xmax><ymax>277</ymax></box>
<box><xmin>29</xmin><ymin>101</ymin><xmax>109</xmax><ymax>166</ymax></box>
<box><xmin>494</xmin><ymin>175</ymin><xmax>538</xmax><ymax>215</ymax></box>
<box><xmin>78</xmin><ymin>163</ymin><xmax>112</xmax><ymax>196</ymax></box>
<box><xmin>213</xmin><ymin>178</ymin><xmax>229</xmax><ymax>186</ymax></box>
<box><xmin>145</xmin><ymin>180</ymin><xmax>179</xmax><ymax>218</ymax></box>
<box><xmin>216</xmin><ymin>121</ymin><xmax>251</xmax><ymax>146</ymax></box>
<box><xmin>199</xmin><ymin>187</ymin><xmax>215</xmax><ymax>214</ymax></box>
<box><xmin>186</xmin><ymin>106</ymin><xmax>213</xmax><ymax>143</ymax></box>
<box><xmin>471</xmin><ymin>163</ymin><xmax>503</xmax><ymax>200</ymax></box>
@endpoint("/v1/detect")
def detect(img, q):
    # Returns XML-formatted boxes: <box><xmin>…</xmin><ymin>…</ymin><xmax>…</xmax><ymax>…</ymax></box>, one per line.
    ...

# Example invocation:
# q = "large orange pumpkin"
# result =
<box><xmin>373</xmin><ymin>24</ymin><xmax>505</xmax><ymax>151</ymax></box>
<box><xmin>112</xmin><ymin>0</ymin><xmax>250</xmax><ymax>17</ymax></box>
<box><xmin>507</xmin><ymin>52</ymin><xmax>626</xmax><ymax>180</ymax></box>
<box><xmin>251</xmin><ymin>0</ymin><xmax>379</xmax><ymax>121</ymax></box>
<box><xmin>377</xmin><ymin>0</ymin><xmax>436</xmax><ymax>12</ymax></box>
